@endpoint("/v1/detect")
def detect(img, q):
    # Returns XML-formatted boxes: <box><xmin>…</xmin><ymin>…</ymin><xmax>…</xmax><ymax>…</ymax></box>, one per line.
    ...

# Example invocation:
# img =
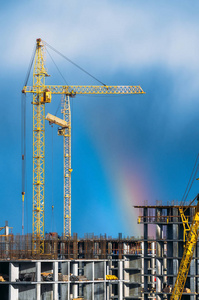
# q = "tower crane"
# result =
<box><xmin>22</xmin><ymin>38</ymin><xmax>145</xmax><ymax>252</ymax></box>
<box><xmin>170</xmin><ymin>195</ymin><xmax>199</xmax><ymax>300</ymax></box>
<box><xmin>46</xmin><ymin>105</ymin><xmax>72</xmax><ymax>239</ymax></box>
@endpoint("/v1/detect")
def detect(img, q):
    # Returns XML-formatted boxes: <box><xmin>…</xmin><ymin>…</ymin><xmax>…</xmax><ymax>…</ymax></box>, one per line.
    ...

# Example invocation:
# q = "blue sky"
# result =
<box><xmin>1</xmin><ymin>1</ymin><xmax>199</xmax><ymax>238</ymax></box>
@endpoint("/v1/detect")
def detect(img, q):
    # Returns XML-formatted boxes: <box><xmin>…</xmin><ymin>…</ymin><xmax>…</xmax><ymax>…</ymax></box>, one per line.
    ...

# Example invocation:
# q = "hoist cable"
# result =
<box><xmin>23</xmin><ymin>44</ymin><xmax>36</xmax><ymax>88</ymax></box>
<box><xmin>51</xmin><ymin>125</ymin><xmax>55</xmax><ymax>232</ymax></box>
<box><xmin>183</xmin><ymin>166</ymin><xmax>199</xmax><ymax>205</ymax></box>
<box><xmin>46</xmin><ymin>47</ymin><xmax>68</xmax><ymax>116</ymax></box>
<box><xmin>183</xmin><ymin>194</ymin><xmax>199</xmax><ymax>214</ymax></box>
<box><xmin>181</xmin><ymin>153</ymin><xmax>199</xmax><ymax>206</ymax></box>
<box><xmin>46</xmin><ymin>47</ymin><xmax>69</xmax><ymax>86</ymax></box>
<box><xmin>51</xmin><ymin>125</ymin><xmax>54</xmax><ymax>208</ymax></box>
<box><xmin>55</xmin><ymin>101</ymin><xmax>62</xmax><ymax>117</ymax></box>
<box><xmin>21</xmin><ymin>93</ymin><xmax>26</xmax><ymax>235</ymax></box>
<box><xmin>26</xmin><ymin>175</ymin><xmax>28</xmax><ymax>234</ymax></box>
<box><xmin>43</xmin><ymin>40</ymin><xmax>107</xmax><ymax>87</ymax></box>
<box><xmin>21</xmin><ymin>42</ymin><xmax>36</xmax><ymax>234</ymax></box>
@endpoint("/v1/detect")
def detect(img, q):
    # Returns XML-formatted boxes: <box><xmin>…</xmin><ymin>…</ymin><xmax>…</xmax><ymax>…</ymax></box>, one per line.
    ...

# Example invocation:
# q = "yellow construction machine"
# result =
<box><xmin>170</xmin><ymin>194</ymin><xmax>199</xmax><ymax>299</ymax></box>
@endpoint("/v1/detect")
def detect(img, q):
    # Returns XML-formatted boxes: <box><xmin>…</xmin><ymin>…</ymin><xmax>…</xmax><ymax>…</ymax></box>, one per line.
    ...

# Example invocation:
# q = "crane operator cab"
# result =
<box><xmin>41</xmin><ymin>89</ymin><xmax>52</xmax><ymax>103</ymax></box>
<box><xmin>58</xmin><ymin>127</ymin><xmax>64</xmax><ymax>136</ymax></box>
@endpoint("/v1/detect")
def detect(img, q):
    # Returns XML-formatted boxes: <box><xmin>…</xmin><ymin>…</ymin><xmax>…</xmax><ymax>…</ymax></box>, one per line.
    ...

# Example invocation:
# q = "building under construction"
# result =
<box><xmin>0</xmin><ymin>201</ymin><xmax>198</xmax><ymax>299</ymax></box>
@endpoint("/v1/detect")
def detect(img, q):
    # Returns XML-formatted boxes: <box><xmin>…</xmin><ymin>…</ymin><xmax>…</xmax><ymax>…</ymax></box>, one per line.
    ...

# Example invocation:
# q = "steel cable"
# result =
<box><xmin>43</xmin><ymin>40</ymin><xmax>107</xmax><ymax>86</ymax></box>
<box><xmin>181</xmin><ymin>153</ymin><xmax>199</xmax><ymax>206</ymax></box>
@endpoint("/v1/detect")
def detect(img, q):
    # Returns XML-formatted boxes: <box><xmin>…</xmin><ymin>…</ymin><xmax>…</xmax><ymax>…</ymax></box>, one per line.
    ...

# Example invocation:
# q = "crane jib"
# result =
<box><xmin>22</xmin><ymin>85</ymin><xmax>145</xmax><ymax>95</ymax></box>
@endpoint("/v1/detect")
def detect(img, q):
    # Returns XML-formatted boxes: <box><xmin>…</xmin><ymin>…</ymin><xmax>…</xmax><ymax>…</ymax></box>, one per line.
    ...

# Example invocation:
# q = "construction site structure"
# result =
<box><xmin>22</xmin><ymin>38</ymin><xmax>145</xmax><ymax>248</ymax></box>
<box><xmin>1</xmin><ymin>202</ymin><xmax>199</xmax><ymax>299</ymax></box>
<box><xmin>135</xmin><ymin>202</ymin><xmax>199</xmax><ymax>300</ymax></box>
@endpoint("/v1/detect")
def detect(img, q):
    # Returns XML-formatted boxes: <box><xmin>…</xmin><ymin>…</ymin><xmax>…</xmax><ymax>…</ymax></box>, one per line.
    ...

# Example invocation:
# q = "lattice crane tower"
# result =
<box><xmin>23</xmin><ymin>38</ymin><xmax>145</xmax><ymax>248</ymax></box>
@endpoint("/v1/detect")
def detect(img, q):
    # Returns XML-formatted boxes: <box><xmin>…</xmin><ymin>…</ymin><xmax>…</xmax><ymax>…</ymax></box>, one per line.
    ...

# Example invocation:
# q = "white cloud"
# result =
<box><xmin>1</xmin><ymin>0</ymin><xmax>199</xmax><ymax>77</ymax></box>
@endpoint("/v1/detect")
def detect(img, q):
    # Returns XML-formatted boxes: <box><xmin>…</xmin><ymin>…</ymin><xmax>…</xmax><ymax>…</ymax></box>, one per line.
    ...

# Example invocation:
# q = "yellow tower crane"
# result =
<box><xmin>170</xmin><ymin>195</ymin><xmax>199</xmax><ymax>300</ymax></box>
<box><xmin>46</xmin><ymin>105</ymin><xmax>72</xmax><ymax>239</ymax></box>
<box><xmin>22</xmin><ymin>38</ymin><xmax>145</xmax><ymax>251</ymax></box>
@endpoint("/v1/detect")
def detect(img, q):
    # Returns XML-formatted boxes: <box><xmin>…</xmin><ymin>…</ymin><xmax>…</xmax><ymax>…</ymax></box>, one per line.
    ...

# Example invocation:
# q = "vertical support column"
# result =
<box><xmin>68</xmin><ymin>261</ymin><xmax>70</xmax><ymax>300</ymax></box>
<box><xmin>172</xmin><ymin>207</ymin><xmax>179</xmax><ymax>288</ymax></box>
<box><xmin>163</xmin><ymin>252</ymin><xmax>167</xmax><ymax>284</ymax></box>
<box><xmin>141</xmin><ymin>241</ymin><xmax>144</xmax><ymax>295</ymax></box>
<box><xmin>92</xmin><ymin>262</ymin><xmax>94</xmax><ymax>300</ymax></box>
<box><xmin>156</xmin><ymin>207</ymin><xmax>164</xmax><ymax>300</ymax></box>
<box><xmin>106</xmin><ymin>261</ymin><xmax>110</xmax><ymax>297</ymax></box>
<box><xmin>9</xmin><ymin>285</ymin><xmax>18</xmax><ymax>300</ymax></box>
<box><xmin>151</xmin><ymin>241</ymin><xmax>155</xmax><ymax>289</ymax></box>
<box><xmin>32</xmin><ymin>39</ymin><xmax>48</xmax><ymax>254</ymax></box>
<box><xmin>53</xmin><ymin>261</ymin><xmax>58</xmax><ymax>300</ymax></box>
<box><xmin>5</xmin><ymin>223</ymin><xmax>9</xmax><ymax>235</ymax></box>
<box><xmin>62</xmin><ymin>95</ymin><xmax>72</xmax><ymax>238</ymax></box>
<box><xmin>118</xmin><ymin>260</ymin><xmax>123</xmax><ymax>300</ymax></box>
<box><xmin>72</xmin><ymin>262</ymin><xmax>78</xmax><ymax>298</ymax></box>
<box><xmin>143</xmin><ymin>207</ymin><xmax>148</xmax><ymax>300</ymax></box>
<box><xmin>9</xmin><ymin>262</ymin><xmax>19</xmax><ymax>300</ymax></box>
<box><xmin>104</xmin><ymin>261</ymin><xmax>106</xmax><ymax>300</ymax></box>
<box><xmin>167</xmin><ymin>207</ymin><xmax>173</xmax><ymax>287</ymax></box>
<box><xmin>5</xmin><ymin>222</ymin><xmax>9</xmax><ymax>257</ymax></box>
<box><xmin>107</xmin><ymin>282</ymin><xmax>110</xmax><ymax>300</ymax></box>
<box><xmin>9</xmin><ymin>263</ymin><xmax>19</xmax><ymax>282</ymax></box>
<box><xmin>156</xmin><ymin>223</ymin><xmax>162</xmax><ymax>293</ymax></box>
<box><xmin>36</xmin><ymin>261</ymin><xmax>41</xmax><ymax>300</ymax></box>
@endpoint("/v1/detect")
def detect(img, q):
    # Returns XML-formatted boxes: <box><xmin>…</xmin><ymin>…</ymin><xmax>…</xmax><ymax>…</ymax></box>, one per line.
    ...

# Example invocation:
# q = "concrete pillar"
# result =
<box><xmin>103</xmin><ymin>282</ymin><xmax>106</xmax><ymax>300</ymax></box>
<box><xmin>72</xmin><ymin>262</ymin><xmax>78</xmax><ymax>298</ymax></box>
<box><xmin>141</xmin><ymin>241</ymin><xmax>144</xmax><ymax>291</ymax></box>
<box><xmin>67</xmin><ymin>281</ymin><xmax>70</xmax><ymax>300</ymax></box>
<box><xmin>36</xmin><ymin>261</ymin><xmax>41</xmax><ymax>281</ymax></box>
<box><xmin>36</xmin><ymin>283</ymin><xmax>41</xmax><ymax>300</ymax></box>
<box><xmin>92</xmin><ymin>262</ymin><xmax>94</xmax><ymax>300</ymax></box>
<box><xmin>118</xmin><ymin>260</ymin><xmax>123</xmax><ymax>300</ymax></box>
<box><xmin>36</xmin><ymin>262</ymin><xmax>41</xmax><ymax>300</ymax></box>
<box><xmin>5</xmin><ymin>225</ymin><xmax>9</xmax><ymax>236</ymax></box>
<box><xmin>9</xmin><ymin>285</ymin><xmax>18</xmax><ymax>300</ymax></box>
<box><xmin>107</xmin><ymin>282</ymin><xmax>110</xmax><ymax>300</ymax></box>
<box><xmin>9</xmin><ymin>263</ymin><xmax>19</xmax><ymax>282</ymax></box>
<box><xmin>123</xmin><ymin>283</ymin><xmax>129</xmax><ymax>298</ymax></box>
<box><xmin>104</xmin><ymin>261</ymin><xmax>106</xmax><ymax>280</ymax></box>
<box><xmin>173</xmin><ymin>208</ymin><xmax>179</xmax><ymax>288</ymax></box>
<box><xmin>104</xmin><ymin>261</ymin><xmax>107</xmax><ymax>300</ymax></box>
<box><xmin>163</xmin><ymin>254</ymin><xmax>167</xmax><ymax>284</ymax></box>
<box><xmin>143</xmin><ymin>207</ymin><xmax>148</xmax><ymax>300</ymax></box>
<box><xmin>156</xmin><ymin>259</ymin><xmax>161</xmax><ymax>293</ymax></box>
<box><xmin>53</xmin><ymin>261</ymin><xmax>58</xmax><ymax>300</ymax></box>
<box><xmin>156</xmin><ymin>208</ymin><xmax>164</xmax><ymax>300</ymax></box>
<box><xmin>151</xmin><ymin>241</ymin><xmax>155</xmax><ymax>288</ymax></box>
<box><xmin>5</xmin><ymin>224</ymin><xmax>9</xmax><ymax>257</ymax></box>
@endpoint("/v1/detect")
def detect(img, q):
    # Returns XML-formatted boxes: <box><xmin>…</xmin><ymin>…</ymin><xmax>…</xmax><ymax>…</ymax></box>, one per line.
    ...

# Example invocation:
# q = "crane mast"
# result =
<box><xmin>23</xmin><ymin>38</ymin><xmax>145</xmax><ymax>247</ymax></box>
<box><xmin>32</xmin><ymin>39</ymin><xmax>49</xmax><ymax>253</ymax></box>
<box><xmin>45</xmin><ymin>98</ymin><xmax>72</xmax><ymax>239</ymax></box>
<box><xmin>62</xmin><ymin>96</ymin><xmax>72</xmax><ymax>237</ymax></box>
